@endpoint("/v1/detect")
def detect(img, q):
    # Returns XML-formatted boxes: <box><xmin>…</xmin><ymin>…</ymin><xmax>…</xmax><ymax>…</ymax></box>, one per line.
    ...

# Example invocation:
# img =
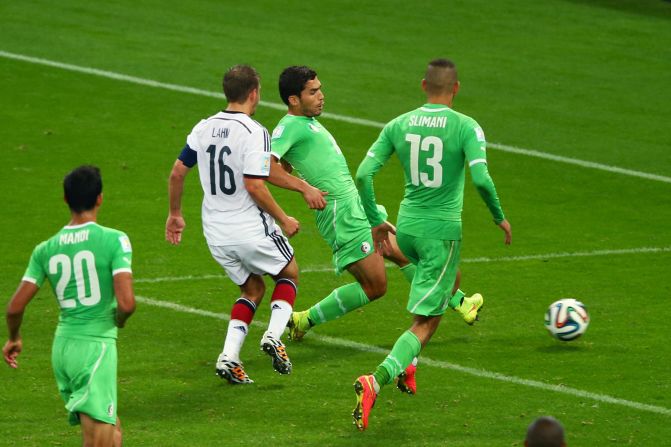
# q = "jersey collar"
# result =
<box><xmin>420</xmin><ymin>103</ymin><xmax>451</xmax><ymax>113</ymax></box>
<box><xmin>63</xmin><ymin>221</ymin><xmax>98</xmax><ymax>230</ymax></box>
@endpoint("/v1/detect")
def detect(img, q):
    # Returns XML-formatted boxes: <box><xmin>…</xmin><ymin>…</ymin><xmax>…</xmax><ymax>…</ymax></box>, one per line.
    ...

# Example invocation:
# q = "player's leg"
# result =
<box><xmin>261</xmin><ymin>256</ymin><xmax>299</xmax><ymax>374</ymax></box>
<box><xmin>209</xmin><ymin>244</ymin><xmax>264</xmax><ymax>383</ymax></box>
<box><xmin>289</xmin><ymin>251</ymin><xmax>386</xmax><ymax>340</ymax></box>
<box><xmin>385</xmin><ymin>227</ymin><xmax>476</xmax><ymax>323</ymax></box>
<box><xmin>216</xmin><ymin>273</ymin><xmax>264</xmax><ymax>384</ymax></box>
<box><xmin>113</xmin><ymin>417</ymin><xmax>122</xmax><ymax>447</ymax></box>
<box><xmin>353</xmin><ymin>235</ymin><xmax>459</xmax><ymax>430</ymax></box>
<box><xmin>80</xmin><ymin>413</ymin><xmax>116</xmax><ymax>447</ymax></box>
<box><xmin>288</xmin><ymin>197</ymin><xmax>387</xmax><ymax>339</ymax></box>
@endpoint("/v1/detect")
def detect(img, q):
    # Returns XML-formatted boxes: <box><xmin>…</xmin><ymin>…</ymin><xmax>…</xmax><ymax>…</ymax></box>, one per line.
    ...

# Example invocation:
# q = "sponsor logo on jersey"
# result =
<box><xmin>119</xmin><ymin>236</ymin><xmax>132</xmax><ymax>253</ymax></box>
<box><xmin>261</xmin><ymin>153</ymin><xmax>271</xmax><ymax>175</ymax></box>
<box><xmin>308</xmin><ymin>123</ymin><xmax>321</xmax><ymax>133</ymax></box>
<box><xmin>361</xmin><ymin>241</ymin><xmax>371</xmax><ymax>254</ymax></box>
<box><xmin>272</xmin><ymin>126</ymin><xmax>285</xmax><ymax>138</ymax></box>
<box><xmin>107</xmin><ymin>403</ymin><xmax>114</xmax><ymax>417</ymax></box>
<box><xmin>474</xmin><ymin>126</ymin><xmax>486</xmax><ymax>142</ymax></box>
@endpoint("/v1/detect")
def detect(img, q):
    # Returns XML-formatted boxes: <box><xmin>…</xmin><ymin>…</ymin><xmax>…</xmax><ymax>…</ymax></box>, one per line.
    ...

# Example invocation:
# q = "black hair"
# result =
<box><xmin>63</xmin><ymin>165</ymin><xmax>102</xmax><ymax>212</ymax></box>
<box><xmin>278</xmin><ymin>66</ymin><xmax>317</xmax><ymax>105</ymax></box>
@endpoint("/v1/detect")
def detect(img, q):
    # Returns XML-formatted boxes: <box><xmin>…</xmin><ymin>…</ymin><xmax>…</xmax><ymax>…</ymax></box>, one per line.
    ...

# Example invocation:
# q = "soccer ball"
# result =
<box><xmin>544</xmin><ymin>298</ymin><xmax>589</xmax><ymax>341</ymax></box>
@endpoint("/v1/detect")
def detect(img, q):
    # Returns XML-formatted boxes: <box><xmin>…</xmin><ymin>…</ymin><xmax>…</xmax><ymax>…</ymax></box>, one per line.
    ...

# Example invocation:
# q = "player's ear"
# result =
<box><xmin>453</xmin><ymin>81</ymin><xmax>460</xmax><ymax>96</ymax></box>
<box><xmin>421</xmin><ymin>78</ymin><xmax>427</xmax><ymax>93</ymax></box>
<box><xmin>288</xmin><ymin>95</ymin><xmax>300</xmax><ymax>107</ymax></box>
<box><xmin>96</xmin><ymin>193</ymin><xmax>103</xmax><ymax>207</ymax></box>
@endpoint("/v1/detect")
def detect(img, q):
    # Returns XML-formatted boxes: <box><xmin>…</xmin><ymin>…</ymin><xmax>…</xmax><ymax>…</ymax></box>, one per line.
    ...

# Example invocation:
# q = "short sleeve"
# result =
<box><xmin>270</xmin><ymin>123</ymin><xmax>295</xmax><ymax>160</ymax></box>
<box><xmin>243</xmin><ymin>128</ymin><xmax>271</xmax><ymax>177</ymax></box>
<box><xmin>22</xmin><ymin>243</ymin><xmax>46</xmax><ymax>287</ymax></box>
<box><xmin>112</xmin><ymin>233</ymin><xmax>133</xmax><ymax>276</ymax></box>
<box><xmin>463</xmin><ymin>120</ymin><xmax>488</xmax><ymax>168</ymax></box>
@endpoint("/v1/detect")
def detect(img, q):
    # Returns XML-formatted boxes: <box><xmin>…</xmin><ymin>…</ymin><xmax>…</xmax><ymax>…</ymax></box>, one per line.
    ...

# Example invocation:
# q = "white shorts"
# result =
<box><xmin>208</xmin><ymin>231</ymin><xmax>294</xmax><ymax>285</ymax></box>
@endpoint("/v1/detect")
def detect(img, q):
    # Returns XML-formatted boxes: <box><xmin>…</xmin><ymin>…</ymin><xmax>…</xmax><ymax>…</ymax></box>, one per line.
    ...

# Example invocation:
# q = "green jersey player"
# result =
<box><xmin>269</xmin><ymin>66</ymin><xmax>424</xmax><ymax>340</ymax></box>
<box><xmin>3</xmin><ymin>166</ymin><xmax>136</xmax><ymax>446</ymax></box>
<box><xmin>352</xmin><ymin>59</ymin><xmax>512</xmax><ymax>431</ymax></box>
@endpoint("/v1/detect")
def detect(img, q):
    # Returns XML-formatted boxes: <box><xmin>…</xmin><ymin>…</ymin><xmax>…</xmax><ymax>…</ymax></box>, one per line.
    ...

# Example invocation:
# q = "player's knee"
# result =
<box><xmin>363</xmin><ymin>280</ymin><xmax>386</xmax><ymax>300</ymax></box>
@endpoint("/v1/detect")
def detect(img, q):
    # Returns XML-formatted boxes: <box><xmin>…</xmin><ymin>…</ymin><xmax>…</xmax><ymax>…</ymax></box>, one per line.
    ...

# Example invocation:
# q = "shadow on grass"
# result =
<box><xmin>561</xmin><ymin>0</ymin><xmax>671</xmax><ymax>20</ymax></box>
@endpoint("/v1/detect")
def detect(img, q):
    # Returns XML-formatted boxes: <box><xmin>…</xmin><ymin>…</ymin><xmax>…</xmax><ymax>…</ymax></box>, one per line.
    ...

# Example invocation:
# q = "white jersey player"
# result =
<box><xmin>166</xmin><ymin>65</ymin><xmax>325</xmax><ymax>384</ymax></box>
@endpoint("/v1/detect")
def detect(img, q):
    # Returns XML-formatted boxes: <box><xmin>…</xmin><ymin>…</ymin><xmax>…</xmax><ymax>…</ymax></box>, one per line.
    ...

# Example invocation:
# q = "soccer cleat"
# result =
<box><xmin>286</xmin><ymin>310</ymin><xmax>311</xmax><ymax>341</ymax></box>
<box><xmin>352</xmin><ymin>375</ymin><xmax>377</xmax><ymax>431</ymax></box>
<box><xmin>456</xmin><ymin>293</ymin><xmax>484</xmax><ymax>325</ymax></box>
<box><xmin>260</xmin><ymin>333</ymin><xmax>292</xmax><ymax>374</ymax></box>
<box><xmin>396</xmin><ymin>363</ymin><xmax>417</xmax><ymax>395</ymax></box>
<box><xmin>215</xmin><ymin>355</ymin><xmax>253</xmax><ymax>384</ymax></box>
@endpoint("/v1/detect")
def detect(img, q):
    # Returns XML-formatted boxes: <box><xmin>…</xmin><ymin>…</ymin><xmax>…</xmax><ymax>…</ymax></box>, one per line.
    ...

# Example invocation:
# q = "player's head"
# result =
<box><xmin>279</xmin><ymin>66</ymin><xmax>324</xmax><ymax>117</ymax></box>
<box><xmin>223</xmin><ymin>64</ymin><xmax>261</xmax><ymax>113</ymax></box>
<box><xmin>422</xmin><ymin>58</ymin><xmax>460</xmax><ymax>99</ymax></box>
<box><xmin>525</xmin><ymin>416</ymin><xmax>566</xmax><ymax>447</ymax></box>
<box><xmin>63</xmin><ymin>165</ymin><xmax>103</xmax><ymax>213</ymax></box>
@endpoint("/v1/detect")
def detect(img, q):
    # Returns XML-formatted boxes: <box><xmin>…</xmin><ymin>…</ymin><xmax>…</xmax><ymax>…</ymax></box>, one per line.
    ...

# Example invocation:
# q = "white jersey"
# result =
<box><xmin>182</xmin><ymin>110</ymin><xmax>278</xmax><ymax>245</ymax></box>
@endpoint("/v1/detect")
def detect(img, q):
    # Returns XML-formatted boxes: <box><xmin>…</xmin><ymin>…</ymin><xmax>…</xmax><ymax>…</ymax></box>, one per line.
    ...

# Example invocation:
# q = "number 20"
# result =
<box><xmin>49</xmin><ymin>251</ymin><xmax>101</xmax><ymax>308</ymax></box>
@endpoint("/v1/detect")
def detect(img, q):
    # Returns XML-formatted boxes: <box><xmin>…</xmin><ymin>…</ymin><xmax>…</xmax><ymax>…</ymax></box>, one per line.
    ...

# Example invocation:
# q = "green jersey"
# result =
<box><xmin>357</xmin><ymin>103</ymin><xmax>505</xmax><ymax>240</ymax></box>
<box><xmin>271</xmin><ymin>114</ymin><xmax>358</xmax><ymax>202</ymax></box>
<box><xmin>22</xmin><ymin>222</ymin><xmax>133</xmax><ymax>340</ymax></box>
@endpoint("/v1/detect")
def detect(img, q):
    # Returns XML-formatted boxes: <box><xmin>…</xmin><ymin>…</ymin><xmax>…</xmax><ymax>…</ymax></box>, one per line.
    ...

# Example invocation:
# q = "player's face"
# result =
<box><xmin>298</xmin><ymin>77</ymin><xmax>324</xmax><ymax>117</ymax></box>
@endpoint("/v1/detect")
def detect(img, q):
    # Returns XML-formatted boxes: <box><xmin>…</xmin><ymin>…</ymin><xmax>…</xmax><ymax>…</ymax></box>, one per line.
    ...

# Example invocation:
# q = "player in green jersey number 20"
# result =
<box><xmin>3</xmin><ymin>166</ymin><xmax>136</xmax><ymax>446</ymax></box>
<box><xmin>352</xmin><ymin>59</ymin><xmax>512</xmax><ymax>430</ymax></box>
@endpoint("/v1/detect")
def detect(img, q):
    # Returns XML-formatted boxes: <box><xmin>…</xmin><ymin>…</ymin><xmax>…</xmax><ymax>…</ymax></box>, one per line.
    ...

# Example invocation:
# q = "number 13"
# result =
<box><xmin>406</xmin><ymin>133</ymin><xmax>443</xmax><ymax>188</ymax></box>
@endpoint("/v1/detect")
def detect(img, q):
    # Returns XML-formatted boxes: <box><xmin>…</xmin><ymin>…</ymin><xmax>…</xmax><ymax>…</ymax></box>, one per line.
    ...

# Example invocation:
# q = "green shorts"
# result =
<box><xmin>51</xmin><ymin>336</ymin><xmax>118</xmax><ymax>426</ymax></box>
<box><xmin>396</xmin><ymin>232</ymin><xmax>461</xmax><ymax>316</ymax></box>
<box><xmin>315</xmin><ymin>196</ymin><xmax>384</xmax><ymax>274</ymax></box>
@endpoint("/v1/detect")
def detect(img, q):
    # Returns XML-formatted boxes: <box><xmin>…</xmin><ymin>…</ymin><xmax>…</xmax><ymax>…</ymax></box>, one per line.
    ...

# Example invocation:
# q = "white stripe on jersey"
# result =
<box><xmin>469</xmin><ymin>158</ymin><xmax>487</xmax><ymax>167</ymax></box>
<box><xmin>187</xmin><ymin>111</ymin><xmax>276</xmax><ymax>245</ymax></box>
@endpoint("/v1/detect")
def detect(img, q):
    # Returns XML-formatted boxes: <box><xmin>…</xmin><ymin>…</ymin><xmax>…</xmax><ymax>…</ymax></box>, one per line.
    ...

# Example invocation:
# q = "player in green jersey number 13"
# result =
<box><xmin>3</xmin><ymin>166</ymin><xmax>136</xmax><ymax>446</ymax></box>
<box><xmin>352</xmin><ymin>59</ymin><xmax>512</xmax><ymax>431</ymax></box>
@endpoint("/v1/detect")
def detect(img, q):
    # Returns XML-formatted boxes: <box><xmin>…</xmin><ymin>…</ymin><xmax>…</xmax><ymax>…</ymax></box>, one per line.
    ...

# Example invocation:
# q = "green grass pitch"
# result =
<box><xmin>1</xmin><ymin>0</ymin><xmax>670</xmax><ymax>445</ymax></box>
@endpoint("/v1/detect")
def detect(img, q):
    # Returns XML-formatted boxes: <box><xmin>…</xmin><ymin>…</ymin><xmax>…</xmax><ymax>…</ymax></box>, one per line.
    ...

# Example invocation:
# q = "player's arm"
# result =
<box><xmin>464</xmin><ymin>125</ymin><xmax>511</xmax><ymax>245</ymax></box>
<box><xmin>113</xmin><ymin>272</ymin><xmax>135</xmax><ymax>328</ymax></box>
<box><xmin>246</xmin><ymin>129</ymin><xmax>300</xmax><ymax>237</ymax></box>
<box><xmin>245</xmin><ymin>177</ymin><xmax>299</xmax><ymax>237</ymax></box>
<box><xmin>267</xmin><ymin>156</ymin><xmax>327</xmax><ymax>210</ymax></box>
<box><xmin>355</xmin><ymin>125</ymin><xmax>396</xmax><ymax>252</ymax></box>
<box><xmin>166</xmin><ymin>144</ymin><xmax>196</xmax><ymax>245</ymax></box>
<box><xmin>3</xmin><ymin>281</ymin><xmax>39</xmax><ymax>369</ymax></box>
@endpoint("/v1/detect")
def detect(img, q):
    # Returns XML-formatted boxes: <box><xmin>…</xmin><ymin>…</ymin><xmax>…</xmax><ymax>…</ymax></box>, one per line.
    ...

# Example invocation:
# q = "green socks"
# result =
<box><xmin>448</xmin><ymin>288</ymin><xmax>465</xmax><ymax>309</ymax></box>
<box><xmin>308</xmin><ymin>282</ymin><xmax>370</xmax><ymax>326</ymax></box>
<box><xmin>373</xmin><ymin>330</ymin><xmax>422</xmax><ymax>387</ymax></box>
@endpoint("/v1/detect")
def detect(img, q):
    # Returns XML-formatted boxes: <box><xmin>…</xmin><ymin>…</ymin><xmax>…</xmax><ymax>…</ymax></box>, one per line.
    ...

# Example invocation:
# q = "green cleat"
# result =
<box><xmin>456</xmin><ymin>293</ymin><xmax>484</xmax><ymax>325</ymax></box>
<box><xmin>286</xmin><ymin>310</ymin><xmax>311</xmax><ymax>341</ymax></box>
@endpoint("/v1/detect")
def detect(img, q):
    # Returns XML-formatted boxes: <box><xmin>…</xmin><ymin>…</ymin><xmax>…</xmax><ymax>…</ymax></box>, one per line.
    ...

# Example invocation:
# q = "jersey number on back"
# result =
<box><xmin>206</xmin><ymin>144</ymin><xmax>236</xmax><ymax>195</ymax></box>
<box><xmin>406</xmin><ymin>133</ymin><xmax>443</xmax><ymax>188</ymax></box>
<box><xmin>49</xmin><ymin>251</ymin><xmax>101</xmax><ymax>308</ymax></box>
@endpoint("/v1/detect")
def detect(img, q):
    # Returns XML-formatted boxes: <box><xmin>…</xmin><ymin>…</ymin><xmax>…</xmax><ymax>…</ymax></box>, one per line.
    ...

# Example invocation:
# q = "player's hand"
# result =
<box><xmin>302</xmin><ymin>185</ymin><xmax>328</xmax><ymax>210</ymax></box>
<box><xmin>166</xmin><ymin>214</ymin><xmax>186</xmax><ymax>245</ymax></box>
<box><xmin>280</xmin><ymin>216</ymin><xmax>300</xmax><ymax>238</ymax></box>
<box><xmin>372</xmin><ymin>222</ymin><xmax>396</xmax><ymax>254</ymax></box>
<box><xmin>497</xmin><ymin>219</ymin><xmax>512</xmax><ymax>245</ymax></box>
<box><xmin>3</xmin><ymin>338</ymin><xmax>22</xmax><ymax>369</ymax></box>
